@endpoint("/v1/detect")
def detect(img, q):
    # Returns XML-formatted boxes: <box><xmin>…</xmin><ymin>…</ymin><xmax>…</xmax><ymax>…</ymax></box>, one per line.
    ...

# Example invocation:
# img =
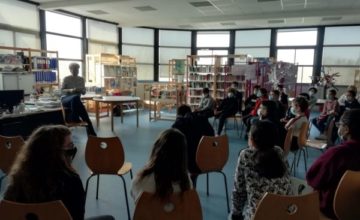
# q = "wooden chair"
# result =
<box><xmin>306</xmin><ymin>118</ymin><xmax>335</xmax><ymax>153</ymax></box>
<box><xmin>333</xmin><ymin>170</ymin><xmax>360</xmax><ymax>220</ymax></box>
<box><xmin>294</xmin><ymin>122</ymin><xmax>309</xmax><ymax>173</ymax></box>
<box><xmin>60</xmin><ymin>102</ymin><xmax>88</xmax><ymax>128</ymax></box>
<box><xmin>0</xmin><ymin>200</ymin><xmax>72</xmax><ymax>220</ymax></box>
<box><xmin>195</xmin><ymin>135</ymin><xmax>230</xmax><ymax>213</ymax></box>
<box><xmin>133</xmin><ymin>189</ymin><xmax>203</xmax><ymax>220</ymax></box>
<box><xmin>253</xmin><ymin>191</ymin><xmax>320</xmax><ymax>220</ymax></box>
<box><xmin>84</xmin><ymin>136</ymin><xmax>133</xmax><ymax>220</ymax></box>
<box><xmin>0</xmin><ymin>135</ymin><xmax>25</xmax><ymax>190</ymax></box>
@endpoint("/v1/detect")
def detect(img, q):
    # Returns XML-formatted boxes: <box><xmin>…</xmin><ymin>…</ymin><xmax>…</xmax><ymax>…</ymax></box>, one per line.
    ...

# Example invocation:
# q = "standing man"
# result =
<box><xmin>61</xmin><ymin>63</ymin><xmax>96</xmax><ymax>136</ymax></box>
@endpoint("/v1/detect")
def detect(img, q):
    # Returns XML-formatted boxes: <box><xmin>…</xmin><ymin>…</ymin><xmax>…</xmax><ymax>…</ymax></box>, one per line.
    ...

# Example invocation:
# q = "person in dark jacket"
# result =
<box><xmin>306</xmin><ymin>109</ymin><xmax>360</xmax><ymax>219</ymax></box>
<box><xmin>231</xmin><ymin>81</ymin><xmax>243</xmax><ymax>113</ymax></box>
<box><xmin>214</xmin><ymin>88</ymin><xmax>238</xmax><ymax>135</ymax></box>
<box><xmin>243</xmin><ymin>85</ymin><xmax>260</xmax><ymax>116</ymax></box>
<box><xmin>172</xmin><ymin>104</ymin><xmax>215</xmax><ymax>186</ymax></box>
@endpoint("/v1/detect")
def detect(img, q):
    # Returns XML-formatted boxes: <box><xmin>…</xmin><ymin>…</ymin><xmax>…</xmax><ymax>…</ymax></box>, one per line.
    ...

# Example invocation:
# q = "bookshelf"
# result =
<box><xmin>85</xmin><ymin>53</ymin><xmax>137</xmax><ymax>95</ymax></box>
<box><xmin>0</xmin><ymin>46</ymin><xmax>59</xmax><ymax>94</ymax></box>
<box><xmin>186</xmin><ymin>54</ymin><xmax>249</xmax><ymax>109</ymax></box>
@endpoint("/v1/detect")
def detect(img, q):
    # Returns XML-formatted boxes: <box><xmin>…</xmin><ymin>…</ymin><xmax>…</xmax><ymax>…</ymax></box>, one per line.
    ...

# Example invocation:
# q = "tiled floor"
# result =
<box><xmin>0</xmin><ymin>110</ymin><xmax>323</xmax><ymax>220</ymax></box>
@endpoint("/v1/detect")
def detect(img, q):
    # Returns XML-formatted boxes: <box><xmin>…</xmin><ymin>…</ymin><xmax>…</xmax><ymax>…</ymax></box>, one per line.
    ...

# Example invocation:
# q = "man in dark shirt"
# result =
<box><xmin>243</xmin><ymin>85</ymin><xmax>260</xmax><ymax>116</ymax></box>
<box><xmin>231</xmin><ymin>81</ymin><xmax>243</xmax><ymax>114</ymax></box>
<box><xmin>172</xmin><ymin>104</ymin><xmax>214</xmax><ymax>186</ymax></box>
<box><xmin>214</xmin><ymin>88</ymin><xmax>238</xmax><ymax>135</ymax></box>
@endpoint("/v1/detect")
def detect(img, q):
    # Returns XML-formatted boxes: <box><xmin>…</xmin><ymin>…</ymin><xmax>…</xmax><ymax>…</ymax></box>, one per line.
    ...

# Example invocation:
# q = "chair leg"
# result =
<box><xmin>206</xmin><ymin>173</ymin><xmax>209</xmax><ymax>196</ymax></box>
<box><xmin>290</xmin><ymin>151</ymin><xmax>297</xmax><ymax>176</ymax></box>
<box><xmin>96</xmin><ymin>174</ymin><xmax>100</xmax><ymax>200</ymax></box>
<box><xmin>219</xmin><ymin>171</ymin><xmax>230</xmax><ymax>213</ymax></box>
<box><xmin>130</xmin><ymin>169</ymin><xmax>133</xmax><ymax>179</ymax></box>
<box><xmin>85</xmin><ymin>174</ymin><xmax>96</xmax><ymax>200</ymax></box>
<box><xmin>119</xmin><ymin>175</ymin><xmax>131</xmax><ymax>220</ymax></box>
<box><xmin>303</xmin><ymin>149</ymin><xmax>308</xmax><ymax>172</ymax></box>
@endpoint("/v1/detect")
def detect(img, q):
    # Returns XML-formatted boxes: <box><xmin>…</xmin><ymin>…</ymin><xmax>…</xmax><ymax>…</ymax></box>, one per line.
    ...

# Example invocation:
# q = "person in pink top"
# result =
<box><xmin>311</xmin><ymin>89</ymin><xmax>339</xmax><ymax>140</ymax></box>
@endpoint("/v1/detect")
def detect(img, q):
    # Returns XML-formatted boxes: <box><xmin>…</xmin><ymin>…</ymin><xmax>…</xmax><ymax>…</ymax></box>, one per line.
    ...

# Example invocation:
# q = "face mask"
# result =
<box><xmin>290</xmin><ymin>107</ymin><xmax>296</xmax><ymax>115</ymax></box>
<box><xmin>346</xmin><ymin>97</ymin><xmax>353</xmax><ymax>103</ymax></box>
<box><xmin>228</xmin><ymin>93</ymin><xmax>233</xmax><ymax>98</ymax></box>
<box><xmin>253</xmin><ymin>90</ymin><xmax>258</xmax><ymax>95</ymax></box>
<box><xmin>256</xmin><ymin>91</ymin><xmax>262</xmax><ymax>97</ymax></box>
<box><xmin>309</xmin><ymin>91</ymin><xmax>314</xmax><ymax>96</ymax></box>
<box><xmin>268</xmin><ymin>95</ymin><xmax>273</xmax><ymax>101</ymax></box>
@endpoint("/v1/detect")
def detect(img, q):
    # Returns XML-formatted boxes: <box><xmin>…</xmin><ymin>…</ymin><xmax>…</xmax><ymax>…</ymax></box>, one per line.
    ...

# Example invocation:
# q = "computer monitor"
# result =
<box><xmin>0</xmin><ymin>90</ymin><xmax>24</xmax><ymax>113</ymax></box>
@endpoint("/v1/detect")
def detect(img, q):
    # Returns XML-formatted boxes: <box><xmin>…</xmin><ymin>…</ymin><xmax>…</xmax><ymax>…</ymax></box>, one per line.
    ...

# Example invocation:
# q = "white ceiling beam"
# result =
<box><xmin>39</xmin><ymin>0</ymin><xmax>131</xmax><ymax>10</ymax></box>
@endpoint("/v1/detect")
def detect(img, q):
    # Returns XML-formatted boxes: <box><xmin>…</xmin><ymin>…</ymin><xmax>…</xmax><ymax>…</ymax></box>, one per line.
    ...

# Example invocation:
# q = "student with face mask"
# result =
<box><xmin>308</xmin><ymin>87</ymin><xmax>318</xmax><ymax>110</ymax></box>
<box><xmin>194</xmin><ymin>87</ymin><xmax>215</xmax><ymax>118</ymax></box>
<box><xmin>311</xmin><ymin>89</ymin><xmax>339</xmax><ymax>140</ymax></box>
<box><xmin>214</xmin><ymin>88</ymin><xmax>238</xmax><ymax>135</ymax></box>
<box><xmin>306</xmin><ymin>109</ymin><xmax>360</xmax><ymax>219</ymax></box>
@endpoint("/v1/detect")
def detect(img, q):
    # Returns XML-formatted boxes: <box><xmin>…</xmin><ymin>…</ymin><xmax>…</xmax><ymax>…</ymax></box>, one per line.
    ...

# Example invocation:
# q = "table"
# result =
<box><xmin>93</xmin><ymin>96</ymin><xmax>140</xmax><ymax>131</ymax></box>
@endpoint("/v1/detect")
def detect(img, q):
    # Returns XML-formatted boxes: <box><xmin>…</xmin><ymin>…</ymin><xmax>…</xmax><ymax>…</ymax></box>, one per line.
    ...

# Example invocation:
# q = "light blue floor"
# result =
<box><xmin>0</xmin><ymin>110</ymin><xmax>323</xmax><ymax>220</ymax></box>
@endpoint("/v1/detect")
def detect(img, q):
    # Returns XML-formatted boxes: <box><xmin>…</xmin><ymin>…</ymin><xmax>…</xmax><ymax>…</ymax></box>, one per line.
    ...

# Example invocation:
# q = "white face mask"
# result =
<box><xmin>309</xmin><ymin>91</ymin><xmax>314</xmax><ymax>96</ymax></box>
<box><xmin>290</xmin><ymin>107</ymin><xmax>296</xmax><ymax>115</ymax></box>
<box><xmin>256</xmin><ymin>91</ymin><xmax>262</xmax><ymax>97</ymax></box>
<box><xmin>228</xmin><ymin>93</ymin><xmax>233</xmax><ymax>98</ymax></box>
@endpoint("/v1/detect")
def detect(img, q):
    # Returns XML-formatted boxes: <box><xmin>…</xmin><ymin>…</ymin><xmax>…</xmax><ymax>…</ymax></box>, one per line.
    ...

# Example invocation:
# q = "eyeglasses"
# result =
<box><xmin>63</xmin><ymin>146</ymin><xmax>77</xmax><ymax>160</ymax></box>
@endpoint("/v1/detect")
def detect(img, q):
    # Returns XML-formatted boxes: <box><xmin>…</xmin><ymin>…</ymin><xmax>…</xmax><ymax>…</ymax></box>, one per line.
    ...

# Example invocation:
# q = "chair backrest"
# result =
<box><xmin>333</xmin><ymin>170</ymin><xmax>360</xmax><ymax>220</ymax></box>
<box><xmin>253</xmin><ymin>191</ymin><xmax>320</xmax><ymax>220</ymax></box>
<box><xmin>326</xmin><ymin>118</ymin><xmax>335</xmax><ymax>145</ymax></box>
<box><xmin>196</xmin><ymin>135</ymin><xmax>229</xmax><ymax>172</ymax></box>
<box><xmin>0</xmin><ymin>200</ymin><xmax>72</xmax><ymax>220</ymax></box>
<box><xmin>283</xmin><ymin>127</ymin><xmax>294</xmax><ymax>157</ymax></box>
<box><xmin>0</xmin><ymin>135</ymin><xmax>25</xmax><ymax>174</ymax></box>
<box><xmin>133</xmin><ymin>189</ymin><xmax>202</xmax><ymax>220</ymax></box>
<box><xmin>297</xmin><ymin>122</ymin><xmax>309</xmax><ymax>148</ymax></box>
<box><xmin>85</xmin><ymin>136</ymin><xmax>125</xmax><ymax>174</ymax></box>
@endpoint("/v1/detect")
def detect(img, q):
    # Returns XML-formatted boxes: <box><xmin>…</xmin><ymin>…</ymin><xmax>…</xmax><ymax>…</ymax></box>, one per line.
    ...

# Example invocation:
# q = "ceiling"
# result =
<box><xmin>32</xmin><ymin>0</ymin><xmax>360</xmax><ymax>30</ymax></box>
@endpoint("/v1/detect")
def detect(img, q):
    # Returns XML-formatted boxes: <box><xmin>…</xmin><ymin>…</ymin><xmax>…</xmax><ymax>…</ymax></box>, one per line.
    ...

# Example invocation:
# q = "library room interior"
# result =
<box><xmin>1</xmin><ymin>0</ymin><xmax>360</xmax><ymax>219</ymax></box>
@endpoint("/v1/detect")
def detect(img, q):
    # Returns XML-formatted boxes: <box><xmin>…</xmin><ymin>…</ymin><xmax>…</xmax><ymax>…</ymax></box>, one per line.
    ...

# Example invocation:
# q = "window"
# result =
<box><xmin>277</xmin><ymin>29</ymin><xmax>317</xmax><ymax>46</ymax></box>
<box><xmin>197</xmin><ymin>49</ymin><xmax>228</xmax><ymax>65</ymax></box>
<box><xmin>197</xmin><ymin>32</ymin><xmax>230</xmax><ymax>48</ymax></box>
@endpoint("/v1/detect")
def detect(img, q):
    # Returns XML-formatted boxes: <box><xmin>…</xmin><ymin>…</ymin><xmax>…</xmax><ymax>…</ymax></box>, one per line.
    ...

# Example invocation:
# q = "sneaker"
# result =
<box><xmin>315</xmin><ymin>134</ymin><xmax>327</xmax><ymax>140</ymax></box>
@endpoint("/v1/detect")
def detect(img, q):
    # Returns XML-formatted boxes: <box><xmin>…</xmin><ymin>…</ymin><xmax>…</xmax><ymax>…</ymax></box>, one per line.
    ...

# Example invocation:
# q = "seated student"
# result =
<box><xmin>231</xmin><ymin>81</ymin><xmax>243</xmax><ymax>113</ymax></box>
<box><xmin>258</xmin><ymin>100</ymin><xmax>285</xmax><ymax>148</ymax></box>
<box><xmin>243</xmin><ymin>85</ymin><xmax>260</xmax><ymax>116</ymax></box>
<box><xmin>230</xmin><ymin>121</ymin><xmax>292</xmax><ymax>220</ymax></box>
<box><xmin>284</xmin><ymin>97</ymin><xmax>309</xmax><ymax>151</ymax></box>
<box><xmin>172</xmin><ymin>104</ymin><xmax>214</xmax><ymax>185</ymax></box>
<box><xmin>269</xmin><ymin>89</ymin><xmax>286</xmax><ymax>119</ymax></box>
<box><xmin>4</xmin><ymin>125</ymin><xmax>113</xmax><ymax>220</ymax></box>
<box><xmin>338</xmin><ymin>85</ymin><xmax>360</xmax><ymax>106</ymax></box>
<box><xmin>298</xmin><ymin>92</ymin><xmax>311</xmax><ymax>119</ymax></box>
<box><xmin>306</xmin><ymin>109</ymin><xmax>360</xmax><ymax>219</ymax></box>
<box><xmin>131</xmin><ymin>128</ymin><xmax>192</xmax><ymax>202</ymax></box>
<box><xmin>308</xmin><ymin>87</ymin><xmax>318</xmax><ymax>111</ymax></box>
<box><xmin>214</xmin><ymin>88</ymin><xmax>238</xmax><ymax>135</ymax></box>
<box><xmin>194</xmin><ymin>87</ymin><xmax>215</xmax><ymax>118</ymax></box>
<box><xmin>339</xmin><ymin>90</ymin><xmax>360</xmax><ymax>115</ymax></box>
<box><xmin>61</xmin><ymin>63</ymin><xmax>96</xmax><ymax>136</ymax></box>
<box><xmin>277</xmin><ymin>84</ymin><xmax>289</xmax><ymax>110</ymax></box>
<box><xmin>243</xmin><ymin>88</ymin><xmax>268</xmax><ymax>137</ymax></box>
<box><xmin>311</xmin><ymin>89</ymin><xmax>339</xmax><ymax>140</ymax></box>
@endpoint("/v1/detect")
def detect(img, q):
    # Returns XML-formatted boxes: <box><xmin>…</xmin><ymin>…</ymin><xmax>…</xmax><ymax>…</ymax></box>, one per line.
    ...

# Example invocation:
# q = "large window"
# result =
<box><xmin>235</xmin><ymin>30</ymin><xmax>271</xmax><ymax>58</ymax></box>
<box><xmin>122</xmin><ymin>27</ymin><xmax>154</xmax><ymax>81</ymax></box>
<box><xmin>197</xmin><ymin>31</ymin><xmax>230</xmax><ymax>48</ymax></box>
<box><xmin>323</xmin><ymin>26</ymin><xmax>360</xmax><ymax>86</ymax></box>
<box><xmin>159</xmin><ymin>30</ymin><xmax>191</xmax><ymax>81</ymax></box>
<box><xmin>86</xmin><ymin>19</ymin><xmax>118</xmax><ymax>54</ymax></box>
<box><xmin>276</xmin><ymin>28</ymin><xmax>317</xmax><ymax>83</ymax></box>
<box><xmin>45</xmin><ymin>11</ymin><xmax>82</xmax><ymax>83</ymax></box>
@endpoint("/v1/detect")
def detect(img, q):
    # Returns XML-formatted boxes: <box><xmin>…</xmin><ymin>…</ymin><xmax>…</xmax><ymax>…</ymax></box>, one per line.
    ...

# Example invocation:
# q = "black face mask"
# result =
<box><xmin>63</xmin><ymin>147</ymin><xmax>77</xmax><ymax>160</ymax></box>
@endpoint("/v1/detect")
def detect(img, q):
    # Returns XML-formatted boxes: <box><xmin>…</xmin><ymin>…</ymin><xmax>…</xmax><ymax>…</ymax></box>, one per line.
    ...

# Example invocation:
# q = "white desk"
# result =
<box><xmin>93</xmin><ymin>96</ymin><xmax>140</xmax><ymax>131</ymax></box>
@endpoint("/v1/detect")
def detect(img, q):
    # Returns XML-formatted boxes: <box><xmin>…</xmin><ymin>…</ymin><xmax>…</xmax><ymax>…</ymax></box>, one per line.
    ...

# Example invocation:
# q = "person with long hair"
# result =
<box><xmin>130</xmin><ymin>128</ymin><xmax>192</xmax><ymax>201</ymax></box>
<box><xmin>4</xmin><ymin>125</ymin><xmax>113</xmax><ymax>220</ymax></box>
<box><xmin>230</xmin><ymin>121</ymin><xmax>292</xmax><ymax>220</ymax></box>
<box><xmin>307</xmin><ymin>109</ymin><xmax>360</xmax><ymax>219</ymax></box>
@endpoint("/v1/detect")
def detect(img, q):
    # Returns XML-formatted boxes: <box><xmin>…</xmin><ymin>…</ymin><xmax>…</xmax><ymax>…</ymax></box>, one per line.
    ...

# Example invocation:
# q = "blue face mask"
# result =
<box><xmin>256</xmin><ymin>91</ymin><xmax>262</xmax><ymax>97</ymax></box>
<box><xmin>268</xmin><ymin>95</ymin><xmax>273</xmax><ymax>100</ymax></box>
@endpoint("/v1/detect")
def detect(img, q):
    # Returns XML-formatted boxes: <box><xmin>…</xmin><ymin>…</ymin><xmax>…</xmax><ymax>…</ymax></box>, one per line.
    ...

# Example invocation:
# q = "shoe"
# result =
<box><xmin>315</xmin><ymin>134</ymin><xmax>327</xmax><ymax>140</ymax></box>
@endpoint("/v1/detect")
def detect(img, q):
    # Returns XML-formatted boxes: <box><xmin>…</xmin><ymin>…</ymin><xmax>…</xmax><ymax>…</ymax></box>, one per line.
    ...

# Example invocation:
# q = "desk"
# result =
<box><xmin>93</xmin><ymin>96</ymin><xmax>140</xmax><ymax>131</ymax></box>
<box><xmin>0</xmin><ymin>108</ymin><xmax>64</xmax><ymax>138</ymax></box>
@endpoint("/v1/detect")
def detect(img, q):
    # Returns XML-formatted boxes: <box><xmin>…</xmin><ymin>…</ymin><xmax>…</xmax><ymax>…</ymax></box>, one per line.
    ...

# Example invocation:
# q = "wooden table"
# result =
<box><xmin>93</xmin><ymin>96</ymin><xmax>140</xmax><ymax>131</ymax></box>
